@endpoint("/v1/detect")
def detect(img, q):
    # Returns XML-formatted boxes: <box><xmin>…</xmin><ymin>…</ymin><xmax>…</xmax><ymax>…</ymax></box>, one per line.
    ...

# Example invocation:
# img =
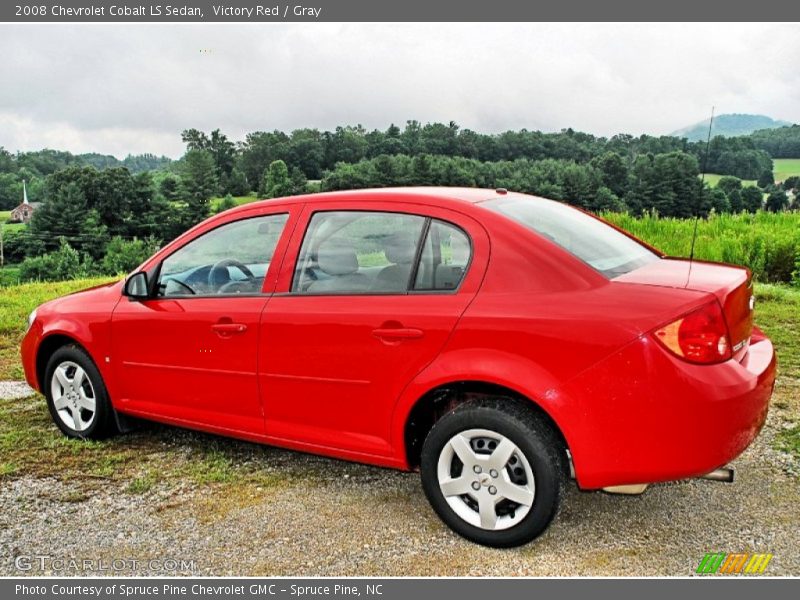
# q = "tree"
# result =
<box><xmin>28</xmin><ymin>182</ymin><xmax>89</xmax><ymax>252</ymax></box>
<box><xmin>289</xmin><ymin>167</ymin><xmax>308</xmax><ymax>195</ymax></box>
<box><xmin>741</xmin><ymin>186</ymin><xmax>763</xmax><ymax>213</ymax></box>
<box><xmin>159</xmin><ymin>174</ymin><xmax>183</xmax><ymax>202</ymax></box>
<box><xmin>716</xmin><ymin>176</ymin><xmax>742</xmax><ymax>197</ymax></box>
<box><xmin>709</xmin><ymin>188</ymin><xmax>731</xmax><ymax>213</ymax></box>
<box><xmin>590</xmin><ymin>152</ymin><xmax>629</xmax><ymax>198</ymax></box>
<box><xmin>182</xmin><ymin>129</ymin><xmax>237</xmax><ymax>192</ymax></box>
<box><xmin>0</xmin><ymin>173</ymin><xmax>22</xmax><ymax>210</ymax></box>
<box><xmin>215</xmin><ymin>194</ymin><xmax>237</xmax><ymax>214</ymax></box>
<box><xmin>227</xmin><ymin>168</ymin><xmax>250</xmax><ymax>196</ymax></box>
<box><xmin>782</xmin><ymin>176</ymin><xmax>799</xmax><ymax>192</ymax></box>
<box><xmin>19</xmin><ymin>238</ymin><xmax>94</xmax><ymax>282</ymax></box>
<box><xmin>765</xmin><ymin>189</ymin><xmax>788</xmax><ymax>212</ymax></box>
<box><xmin>727</xmin><ymin>188</ymin><xmax>744</xmax><ymax>212</ymax></box>
<box><xmin>179</xmin><ymin>149</ymin><xmax>217</xmax><ymax>225</ymax></box>
<box><xmin>181</xmin><ymin>128</ymin><xmax>210</xmax><ymax>150</ymax></box>
<box><xmin>102</xmin><ymin>236</ymin><xmax>161</xmax><ymax>274</ymax></box>
<box><xmin>593</xmin><ymin>186</ymin><xmax>626</xmax><ymax>212</ymax></box>
<box><xmin>412</xmin><ymin>154</ymin><xmax>433</xmax><ymax>185</ymax></box>
<box><xmin>757</xmin><ymin>169</ymin><xmax>775</xmax><ymax>189</ymax></box>
<box><xmin>260</xmin><ymin>160</ymin><xmax>293</xmax><ymax>198</ymax></box>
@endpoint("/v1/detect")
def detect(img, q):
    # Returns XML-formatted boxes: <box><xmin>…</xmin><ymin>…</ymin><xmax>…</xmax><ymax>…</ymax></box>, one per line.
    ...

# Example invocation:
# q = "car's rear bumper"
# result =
<box><xmin>558</xmin><ymin>326</ymin><xmax>776</xmax><ymax>490</ymax></box>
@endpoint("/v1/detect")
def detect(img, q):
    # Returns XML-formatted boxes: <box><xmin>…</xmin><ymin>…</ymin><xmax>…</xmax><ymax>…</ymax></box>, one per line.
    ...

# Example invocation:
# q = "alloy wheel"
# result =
<box><xmin>436</xmin><ymin>428</ymin><xmax>536</xmax><ymax>531</ymax></box>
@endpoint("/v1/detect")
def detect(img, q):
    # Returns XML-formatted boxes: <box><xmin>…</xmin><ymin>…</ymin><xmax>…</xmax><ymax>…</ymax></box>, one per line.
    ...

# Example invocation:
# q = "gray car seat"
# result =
<box><xmin>372</xmin><ymin>232</ymin><xmax>417</xmax><ymax>291</ymax></box>
<box><xmin>306</xmin><ymin>239</ymin><xmax>369</xmax><ymax>293</ymax></box>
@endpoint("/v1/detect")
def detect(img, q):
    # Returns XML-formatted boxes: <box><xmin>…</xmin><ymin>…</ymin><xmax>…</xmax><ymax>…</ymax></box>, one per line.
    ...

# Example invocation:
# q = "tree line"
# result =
<box><xmin>0</xmin><ymin>147</ymin><xmax>171</xmax><ymax>210</ymax></box>
<box><xmin>2</xmin><ymin>121</ymin><xmax>797</xmax><ymax>283</ymax></box>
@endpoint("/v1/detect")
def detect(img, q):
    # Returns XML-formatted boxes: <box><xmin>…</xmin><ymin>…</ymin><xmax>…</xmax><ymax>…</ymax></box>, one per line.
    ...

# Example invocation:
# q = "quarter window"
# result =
<box><xmin>157</xmin><ymin>214</ymin><xmax>288</xmax><ymax>297</ymax></box>
<box><xmin>292</xmin><ymin>211</ymin><xmax>426</xmax><ymax>294</ymax></box>
<box><xmin>413</xmin><ymin>220</ymin><xmax>471</xmax><ymax>291</ymax></box>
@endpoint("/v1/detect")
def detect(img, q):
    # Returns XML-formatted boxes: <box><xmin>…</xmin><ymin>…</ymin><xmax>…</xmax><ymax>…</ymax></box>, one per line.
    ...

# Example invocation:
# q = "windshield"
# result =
<box><xmin>485</xmin><ymin>196</ymin><xmax>659</xmax><ymax>278</ymax></box>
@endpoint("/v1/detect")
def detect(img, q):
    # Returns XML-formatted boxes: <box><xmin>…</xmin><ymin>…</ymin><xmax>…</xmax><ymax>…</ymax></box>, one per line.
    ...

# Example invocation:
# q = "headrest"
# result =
<box><xmin>383</xmin><ymin>232</ymin><xmax>416</xmax><ymax>265</ymax></box>
<box><xmin>317</xmin><ymin>239</ymin><xmax>359</xmax><ymax>275</ymax></box>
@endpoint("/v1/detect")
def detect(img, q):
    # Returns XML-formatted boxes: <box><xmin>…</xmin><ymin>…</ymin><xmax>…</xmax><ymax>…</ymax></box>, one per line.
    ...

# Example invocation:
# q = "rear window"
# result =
<box><xmin>485</xmin><ymin>196</ymin><xmax>658</xmax><ymax>278</ymax></box>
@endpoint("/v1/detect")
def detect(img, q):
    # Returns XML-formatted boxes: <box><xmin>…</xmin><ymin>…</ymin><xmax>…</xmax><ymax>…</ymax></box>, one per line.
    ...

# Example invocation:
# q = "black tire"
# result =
<box><xmin>44</xmin><ymin>344</ymin><xmax>118</xmax><ymax>440</ymax></box>
<box><xmin>420</xmin><ymin>398</ymin><xmax>566</xmax><ymax>548</ymax></box>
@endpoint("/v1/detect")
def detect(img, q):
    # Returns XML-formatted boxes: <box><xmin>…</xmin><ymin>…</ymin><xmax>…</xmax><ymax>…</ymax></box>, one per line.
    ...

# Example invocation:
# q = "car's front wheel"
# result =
<box><xmin>45</xmin><ymin>345</ymin><xmax>117</xmax><ymax>439</ymax></box>
<box><xmin>420</xmin><ymin>399</ymin><xmax>566</xmax><ymax>547</ymax></box>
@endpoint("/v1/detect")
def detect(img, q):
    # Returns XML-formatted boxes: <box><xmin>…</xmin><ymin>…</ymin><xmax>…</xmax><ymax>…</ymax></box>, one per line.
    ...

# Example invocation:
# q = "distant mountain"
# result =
<box><xmin>671</xmin><ymin>114</ymin><xmax>792</xmax><ymax>141</ymax></box>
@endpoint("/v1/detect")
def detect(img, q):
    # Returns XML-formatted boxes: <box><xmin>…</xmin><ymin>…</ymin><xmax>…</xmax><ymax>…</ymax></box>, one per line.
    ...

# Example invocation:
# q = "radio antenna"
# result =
<box><xmin>688</xmin><ymin>106</ymin><xmax>715</xmax><ymax>283</ymax></box>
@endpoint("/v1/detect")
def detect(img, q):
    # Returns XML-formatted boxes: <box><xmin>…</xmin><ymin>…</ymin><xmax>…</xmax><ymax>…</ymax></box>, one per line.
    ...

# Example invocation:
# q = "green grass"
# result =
<box><xmin>0</xmin><ymin>277</ymin><xmax>117</xmax><ymax>379</ymax></box>
<box><xmin>603</xmin><ymin>211</ymin><xmax>800</xmax><ymax>284</ymax></box>
<box><xmin>210</xmin><ymin>194</ymin><xmax>259</xmax><ymax>211</ymax></box>
<box><xmin>1</xmin><ymin>210</ymin><xmax>26</xmax><ymax>234</ymax></box>
<box><xmin>0</xmin><ymin>266</ymin><xmax>21</xmax><ymax>287</ymax></box>
<box><xmin>750</xmin><ymin>284</ymin><xmax>800</xmax><ymax>463</ymax></box>
<box><xmin>703</xmin><ymin>157</ymin><xmax>800</xmax><ymax>187</ymax></box>
<box><xmin>773</xmin><ymin>158</ymin><xmax>800</xmax><ymax>183</ymax></box>
<box><xmin>703</xmin><ymin>173</ymin><xmax>756</xmax><ymax>188</ymax></box>
<box><xmin>777</xmin><ymin>424</ymin><xmax>800</xmax><ymax>458</ymax></box>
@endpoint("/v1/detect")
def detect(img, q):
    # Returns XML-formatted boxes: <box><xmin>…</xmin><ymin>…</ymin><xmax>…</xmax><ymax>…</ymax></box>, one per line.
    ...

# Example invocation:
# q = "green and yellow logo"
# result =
<box><xmin>696</xmin><ymin>552</ymin><xmax>773</xmax><ymax>574</ymax></box>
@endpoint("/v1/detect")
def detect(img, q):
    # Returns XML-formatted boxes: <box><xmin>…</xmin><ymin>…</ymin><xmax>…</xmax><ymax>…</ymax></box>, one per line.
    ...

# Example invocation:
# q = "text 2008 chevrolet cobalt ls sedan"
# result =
<box><xmin>22</xmin><ymin>187</ymin><xmax>775</xmax><ymax>547</ymax></box>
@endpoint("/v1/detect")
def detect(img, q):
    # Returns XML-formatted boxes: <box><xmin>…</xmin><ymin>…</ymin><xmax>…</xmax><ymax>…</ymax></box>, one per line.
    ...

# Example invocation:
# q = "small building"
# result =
<box><xmin>9</xmin><ymin>181</ymin><xmax>40</xmax><ymax>223</ymax></box>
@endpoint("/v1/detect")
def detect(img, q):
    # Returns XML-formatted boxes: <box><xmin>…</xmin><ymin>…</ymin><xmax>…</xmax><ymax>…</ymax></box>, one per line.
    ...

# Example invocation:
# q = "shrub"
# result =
<box><xmin>101</xmin><ymin>236</ymin><xmax>161</xmax><ymax>275</ymax></box>
<box><xmin>19</xmin><ymin>238</ymin><xmax>96</xmax><ymax>282</ymax></box>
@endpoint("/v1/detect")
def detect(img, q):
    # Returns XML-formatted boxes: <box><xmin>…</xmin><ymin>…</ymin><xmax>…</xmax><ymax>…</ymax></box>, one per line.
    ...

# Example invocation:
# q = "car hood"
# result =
<box><xmin>38</xmin><ymin>280</ymin><xmax>124</xmax><ymax>315</ymax></box>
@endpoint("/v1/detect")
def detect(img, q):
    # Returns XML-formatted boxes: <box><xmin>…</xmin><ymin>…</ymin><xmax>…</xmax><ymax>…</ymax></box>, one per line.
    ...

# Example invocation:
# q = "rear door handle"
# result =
<box><xmin>372</xmin><ymin>327</ymin><xmax>424</xmax><ymax>341</ymax></box>
<box><xmin>211</xmin><ymin>323</ymin><xmax>248</xmax><ymax>336</ymax></box>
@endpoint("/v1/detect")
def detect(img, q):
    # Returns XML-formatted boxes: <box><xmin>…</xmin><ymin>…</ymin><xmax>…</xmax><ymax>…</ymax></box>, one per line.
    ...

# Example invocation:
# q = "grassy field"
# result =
<box><xmin>0</xmin><ymin>277</ymin><xmax>117</xmax><ymax>380</ymax></box>
<box><xmin>0</xmin><ymin>266</ymin><xmax>21</xmax><ymax>287</ymax></box>
<box><xmin>704</xmin><ymin>157</ymin><xmax>799</xmax><ymax>187</ymax></box>
<box><xmin>703</xmin><ymin>173</ymin><xmax>756</xmax><ymax>188</ymax></box>
<box><xmin>1</xmin><ymin>210</ymin><xmax>26</xmax><ymax>235</ymax></box>
<box><xmin>604</xmin><ymin>211</ymin><xmax>800</xmax><ymax>283</ymax></box>
<box><xmin>773</xmin><ymin>158</ymin><xmax>800</xmax><ymax>183</ymax></box>
<box><xmin>209</xmin><ymin>194</ymin><xmax>259</xmax><ymax>211</ymax></box>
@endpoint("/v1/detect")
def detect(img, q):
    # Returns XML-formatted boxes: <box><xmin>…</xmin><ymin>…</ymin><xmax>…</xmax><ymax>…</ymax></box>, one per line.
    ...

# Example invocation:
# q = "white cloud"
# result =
<box><xmin>0</xmin><ymin>23</ymin><xmax>797</xmax><ymax>158</ymax></box>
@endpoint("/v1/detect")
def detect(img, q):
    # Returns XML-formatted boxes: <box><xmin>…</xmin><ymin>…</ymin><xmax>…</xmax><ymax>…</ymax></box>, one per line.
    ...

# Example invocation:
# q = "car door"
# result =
<box><xmin>260</xmin><ymin>201</ymin><xmax>489</xmax><ymax>458</ymax></box>
<box><xmin>111</xmin><ymin>208</ymin><xmax>296</xmax><ymax>434</ymax></box>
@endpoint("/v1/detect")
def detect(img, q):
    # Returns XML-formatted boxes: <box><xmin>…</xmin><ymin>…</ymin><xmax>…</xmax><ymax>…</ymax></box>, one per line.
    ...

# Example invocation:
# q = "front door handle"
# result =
<box><xmin>211</xmin><ymin>323</ymin><xmax>248</xmax><ymax>336</ymax></box>
<box><xmin>372</xmin><ymin>327</ymin><xmax>424</xmax><ymax>341</ymax></box>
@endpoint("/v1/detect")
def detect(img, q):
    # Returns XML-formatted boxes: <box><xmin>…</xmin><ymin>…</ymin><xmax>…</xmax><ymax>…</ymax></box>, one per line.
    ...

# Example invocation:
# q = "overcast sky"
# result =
<box><xmin>1</xmin><ymin>23</ymin><xmax>798</xmax><ymax>158</ymax></box>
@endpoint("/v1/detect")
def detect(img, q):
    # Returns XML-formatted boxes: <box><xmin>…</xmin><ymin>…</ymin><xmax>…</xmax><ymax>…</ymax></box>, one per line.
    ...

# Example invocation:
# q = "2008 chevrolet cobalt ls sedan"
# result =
<box><xmin>21</xmin><ymin>187</ymin><xmax>775</xmax><ymax>547</ymax></box>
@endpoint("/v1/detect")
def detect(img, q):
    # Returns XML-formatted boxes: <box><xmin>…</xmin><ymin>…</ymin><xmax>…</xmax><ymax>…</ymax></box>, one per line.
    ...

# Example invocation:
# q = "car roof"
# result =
<box><xmin>228</xmin><ymin>187</ymin><xmax>513</xmax><ymax>215</ymax></box>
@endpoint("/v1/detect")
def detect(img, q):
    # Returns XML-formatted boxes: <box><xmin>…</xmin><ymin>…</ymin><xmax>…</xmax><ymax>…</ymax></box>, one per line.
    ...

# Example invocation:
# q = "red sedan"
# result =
<box><xmin>21</xmin><ymin>188</ymin><xmax>776</xmax><ymax>547</ymax></box>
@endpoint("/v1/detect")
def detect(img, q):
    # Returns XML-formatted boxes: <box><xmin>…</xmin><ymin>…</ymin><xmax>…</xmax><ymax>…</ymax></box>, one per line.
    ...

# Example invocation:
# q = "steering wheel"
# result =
<box><xmin>208</xmin><ymin>259</ymin><xmax>255</xmax><ymax>292</ymax></box>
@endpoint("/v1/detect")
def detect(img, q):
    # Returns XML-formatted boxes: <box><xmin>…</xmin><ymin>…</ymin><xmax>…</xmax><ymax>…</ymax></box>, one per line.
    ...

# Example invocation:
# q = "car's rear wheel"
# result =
<box><xmin>420</xmin><ymin>398</ymin><xmax>566</xmax><ymax>547</ymax></box>
<box><xmin>45</xmin><ymin>345</ymin><xmax>117</xmax><ymax>439</ymax></box>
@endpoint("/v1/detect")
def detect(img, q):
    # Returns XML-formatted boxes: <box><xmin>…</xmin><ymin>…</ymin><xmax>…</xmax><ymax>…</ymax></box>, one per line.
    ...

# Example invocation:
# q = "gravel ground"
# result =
<box><xmin>0</xmin><ymin>381</ymin><xmax>33</xmax><ymax>400</ymax></box>
<box><xmin>1</xmin><ymin>380</ymin><xmax>798</xmax><ymax>577</ymax></box>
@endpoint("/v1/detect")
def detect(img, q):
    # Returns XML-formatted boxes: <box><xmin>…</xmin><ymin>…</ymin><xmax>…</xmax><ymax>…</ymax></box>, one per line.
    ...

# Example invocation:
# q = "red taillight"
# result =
<box><xmin>653</xmin><ymin>301</ymin><xmax>732</xmax><ymax>364</ymax></box>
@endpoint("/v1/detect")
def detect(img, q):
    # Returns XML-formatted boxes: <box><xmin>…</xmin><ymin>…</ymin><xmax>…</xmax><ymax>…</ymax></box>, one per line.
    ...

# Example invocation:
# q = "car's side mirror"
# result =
<box><xmin>123</xmin><ymin>272</ymin><xmax>150</xmax><ymax>300</ymax></box>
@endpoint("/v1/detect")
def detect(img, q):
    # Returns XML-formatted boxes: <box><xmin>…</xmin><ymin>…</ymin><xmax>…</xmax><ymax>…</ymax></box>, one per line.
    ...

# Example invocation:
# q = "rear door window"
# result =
<box><xmin>292</xmin><ymin>211</ymin><xmax>426</xmax><ymax>294</ymax></box>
